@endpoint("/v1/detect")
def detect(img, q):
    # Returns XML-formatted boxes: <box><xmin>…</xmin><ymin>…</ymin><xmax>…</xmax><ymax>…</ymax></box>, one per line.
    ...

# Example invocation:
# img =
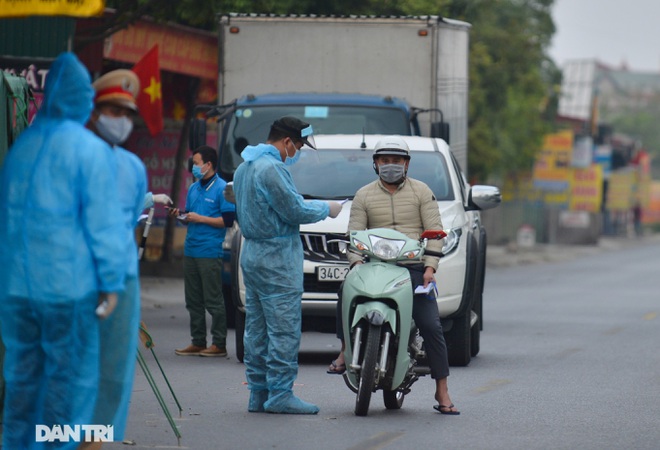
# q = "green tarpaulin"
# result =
<box><xmin>1</xmin><ymin>71</ymin><xmax>32</xmax><ymax>167</ymax></box>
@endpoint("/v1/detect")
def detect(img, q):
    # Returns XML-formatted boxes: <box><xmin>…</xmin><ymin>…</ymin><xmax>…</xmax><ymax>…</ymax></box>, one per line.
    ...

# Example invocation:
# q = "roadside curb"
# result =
<box><xmin>486</xmin><ymin>233</ymin><xmax>659</xmax><ymax>268</ymax></box>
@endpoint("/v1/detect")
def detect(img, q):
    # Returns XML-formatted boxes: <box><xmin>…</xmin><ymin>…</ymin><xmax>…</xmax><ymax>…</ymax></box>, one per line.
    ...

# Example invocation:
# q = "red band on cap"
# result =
<box><xmin>95</xmin><ymin>86</ymin><xmax>133</xmax><ymax>101</ymax></box>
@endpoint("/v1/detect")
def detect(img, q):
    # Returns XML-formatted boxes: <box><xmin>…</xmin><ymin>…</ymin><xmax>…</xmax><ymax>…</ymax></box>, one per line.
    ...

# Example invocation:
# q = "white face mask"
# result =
<box><xmin>95</xmin><ymin>114</ymin><xmax>133</xmax><ymax>146</ymax></box>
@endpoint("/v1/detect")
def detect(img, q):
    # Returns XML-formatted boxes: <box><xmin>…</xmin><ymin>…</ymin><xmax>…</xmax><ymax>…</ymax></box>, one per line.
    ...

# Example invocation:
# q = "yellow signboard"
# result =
<box><xmin>533</xmin><ymin>130</ymin><xmax>573</xmax><ymax>190</ymax></box>
<box><xmin>0</xmin><ymin>0</ymin><xmax>104</xmax><ymax>18</ymax></box>
<box><xmin>607</xmin><ymin>170</ymin><xmax>635</xmax><ymax>211</ymax></box>
<box><xmin>569</xmin><ymin>165</ymin><xmax>603</xmax><ymax>213</ymax></box>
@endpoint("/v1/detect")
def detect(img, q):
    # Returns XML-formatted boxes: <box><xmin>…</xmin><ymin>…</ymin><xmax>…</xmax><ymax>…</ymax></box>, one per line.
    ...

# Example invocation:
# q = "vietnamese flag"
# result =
<box><xmin>132</xmin><ymin>45</ymin><xmax>163</xmax><ymax>136</ymax></box>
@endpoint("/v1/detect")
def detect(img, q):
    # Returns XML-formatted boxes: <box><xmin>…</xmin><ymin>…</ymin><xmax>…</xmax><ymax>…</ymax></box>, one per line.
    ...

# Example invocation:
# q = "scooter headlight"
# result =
<box><xmin>370</xmin><ymin>235</ymin><xmax>405</xmax><ymax>260</ymax></box>
<box><xmin>441</xmin><ymin>228</ymin><xmax>462</xmax><ymax>255</ymax></box>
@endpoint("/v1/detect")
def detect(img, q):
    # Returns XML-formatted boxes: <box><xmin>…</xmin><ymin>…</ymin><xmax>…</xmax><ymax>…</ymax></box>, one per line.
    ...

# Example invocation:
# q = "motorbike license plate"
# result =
<box><xmin>317</xmin><ymin>265</ymin><xmax>349</xmax><ymax>281</ymax></box>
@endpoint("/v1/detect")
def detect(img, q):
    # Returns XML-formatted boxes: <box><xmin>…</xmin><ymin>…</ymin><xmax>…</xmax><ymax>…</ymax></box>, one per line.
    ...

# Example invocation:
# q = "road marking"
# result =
<box><xmin>472</xmin><ymin>378</ymin><xmax>512</xmax><ymax>394</ymax></box>
<box><xmin>643</xmin><ymin>312</ymin><xmax>657</xmax><ymax>320</ymax></box>
<box><xmin>603</xmin><ymin>327</ymin><xmax>624</xmax><ymax>335</ymax></box>
<box><xmin>553</xmin><ymin>347</ymin><xmax>582</xmax><ymax>358</ymax></box>
<box><xmin>346</xmin><ymin>431</ymin><xmax>405</xmax><ymax>450</ymax></box>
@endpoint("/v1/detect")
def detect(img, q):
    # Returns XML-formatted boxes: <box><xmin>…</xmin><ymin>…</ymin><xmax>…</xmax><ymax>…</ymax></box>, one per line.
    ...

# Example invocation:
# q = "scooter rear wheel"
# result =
<box><xmin>355</xmin><ymin>323</ymin><xmax>381</xmax><ymax>416</ymax></box>
<box><xmin>383</xmin><ymin>389</ymin><xmax>404</xmax><ymax>409</ymax></box>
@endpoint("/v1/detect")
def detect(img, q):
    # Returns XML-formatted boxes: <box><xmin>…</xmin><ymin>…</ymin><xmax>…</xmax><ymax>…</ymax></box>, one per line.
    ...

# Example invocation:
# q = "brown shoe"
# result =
<box><xmin>175</xmin><ymin>344</ymin><xmax>205</xmax><ymax>356</ymax></box>
<box><xmin>200</xmin><ymin>344</ymin><xmax>228</xmax><ymax>357</ymax></box>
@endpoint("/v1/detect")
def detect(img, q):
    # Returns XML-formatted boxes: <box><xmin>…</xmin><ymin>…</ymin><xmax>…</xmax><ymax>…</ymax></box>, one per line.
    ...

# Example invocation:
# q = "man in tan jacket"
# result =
<box><xmin>327</xmin><ymin>136</ymin><xmax>459</xmax><ymax>415</ymax></box>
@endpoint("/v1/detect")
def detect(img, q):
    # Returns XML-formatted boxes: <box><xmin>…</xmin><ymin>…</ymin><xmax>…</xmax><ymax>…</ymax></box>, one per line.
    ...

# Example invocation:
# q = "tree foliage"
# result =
<box><xmin>436</xmin><ymin>0</ymin><xmax>558</xmax><ymax>181</ymax></box>
<box><xmin>93</xmin><ymin>0</ymin><xmax>559</xmax><ymax>181</ymax></box>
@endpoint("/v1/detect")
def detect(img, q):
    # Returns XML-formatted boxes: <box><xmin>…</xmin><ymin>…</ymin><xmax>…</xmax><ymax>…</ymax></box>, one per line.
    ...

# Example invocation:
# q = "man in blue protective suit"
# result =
<box><xmin>0</xmin><ymin>52</ymin><xmax>127</xmax><ymax>449</ymax></box>
<box><xmin>170</xmin><ymin>145</ymin><xmax>236</xmax><ymax>357</ymax></box>
<box><xmin>232</xmin><ymin>116</ymin><xmax>343</xmax><ymax>414</ymax></box>
<box><xmin>86</xmin><ymin>68</ymin><xmax>161</xmax><ymax>445</ymax></box>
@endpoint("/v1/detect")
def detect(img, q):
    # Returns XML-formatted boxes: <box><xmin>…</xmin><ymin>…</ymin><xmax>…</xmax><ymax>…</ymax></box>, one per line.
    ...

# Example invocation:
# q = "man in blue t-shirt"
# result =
<box><xmin>170</xmin><ymin>145</ymin><xmax>236</xmax><ymax>357</ymax></box>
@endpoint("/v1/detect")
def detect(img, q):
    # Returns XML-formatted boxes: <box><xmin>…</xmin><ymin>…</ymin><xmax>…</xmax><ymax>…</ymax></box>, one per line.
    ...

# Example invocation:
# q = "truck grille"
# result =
<box><xmin>301</xmin><ymin>233</ymin><xmax>347</xmax><ymax>294</ymax></box>
<box><xmin>300</xmin><ymin>233</ymin><xmax>347</xmax><ymax>262</ymax></box>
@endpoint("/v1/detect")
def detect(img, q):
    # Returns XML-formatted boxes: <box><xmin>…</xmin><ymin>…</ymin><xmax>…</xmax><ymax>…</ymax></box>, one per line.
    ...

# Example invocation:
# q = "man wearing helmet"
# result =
<box><xmin>328</xmin><ymin>135</ymin><xmax>459</xmax><ymax>415</ymax></box>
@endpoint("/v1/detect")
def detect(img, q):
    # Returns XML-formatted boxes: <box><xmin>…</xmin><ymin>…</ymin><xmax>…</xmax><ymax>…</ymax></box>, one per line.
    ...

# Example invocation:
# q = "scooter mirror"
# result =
<box><xmin>420</xmin><ymin>230</ymin><xmax>447</xmax><ymax>240</ymax></box>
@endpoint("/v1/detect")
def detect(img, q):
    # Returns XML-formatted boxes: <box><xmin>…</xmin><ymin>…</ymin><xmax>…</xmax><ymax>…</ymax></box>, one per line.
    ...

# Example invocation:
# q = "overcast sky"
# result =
<box><xmin>549</xmin><ymin>0</ymin><xmax>660</xmax><ymax>73</ymax></box>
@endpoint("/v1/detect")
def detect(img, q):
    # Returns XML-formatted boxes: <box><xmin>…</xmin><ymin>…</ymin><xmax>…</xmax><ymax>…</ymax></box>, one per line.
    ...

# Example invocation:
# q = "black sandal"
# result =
<box><xmin>433</xmin><ymin>403</ymin><xmax>460</xmax><ymax>415</ymax></box>
<box><xmin>326</xmin><ymin>359</ymin><xmax>346</xmax><ymax>375</ymax></box>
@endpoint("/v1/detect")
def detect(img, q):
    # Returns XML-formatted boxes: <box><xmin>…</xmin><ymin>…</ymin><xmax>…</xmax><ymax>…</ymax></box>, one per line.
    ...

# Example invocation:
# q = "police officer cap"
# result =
<box><xmin>272</xmin><ymin>116</ymin><xmax>316</xmax><ymax>149</ymax></box>
<box><xmin>92</xmin><ymin>69</ymin><xmax>140</xmax><ymax>111</ymax></box>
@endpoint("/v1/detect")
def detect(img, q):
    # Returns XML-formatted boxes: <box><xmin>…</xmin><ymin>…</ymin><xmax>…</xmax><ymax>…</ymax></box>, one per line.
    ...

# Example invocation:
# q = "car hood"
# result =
<box><xmin>300</xmin><ymin>200</ymin><xmax>467</xmax><ymax>234</ymax></box>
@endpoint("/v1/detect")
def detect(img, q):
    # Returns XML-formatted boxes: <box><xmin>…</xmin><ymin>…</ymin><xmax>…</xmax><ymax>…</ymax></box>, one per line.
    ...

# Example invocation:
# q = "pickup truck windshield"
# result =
<box><xmin>221</xmin><ymin>105</ymin><xmax>410</xmax><ymax>177</ymax></box>
<box><xmin>289</xmin><ymin>149</ymin><xmax>454</xmax><ymax>201</ymax></box>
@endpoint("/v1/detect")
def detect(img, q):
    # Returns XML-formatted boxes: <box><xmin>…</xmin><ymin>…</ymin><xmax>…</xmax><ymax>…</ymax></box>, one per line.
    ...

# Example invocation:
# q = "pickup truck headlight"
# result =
<box><xmin>441</xmin><ymin>228</ymin><xmax>462</xmax><ymax>255</ymax></box>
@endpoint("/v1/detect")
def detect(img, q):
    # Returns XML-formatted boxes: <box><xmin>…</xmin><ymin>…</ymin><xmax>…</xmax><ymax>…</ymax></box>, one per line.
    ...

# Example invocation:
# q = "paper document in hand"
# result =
<box><xmin>339</xmin><ymin>198</ymin><xmax>350</xmax><ymax>204</ymax></box>
<box><xmin>414</xmin><ymin>282</ymin><xmax>437</xmax><ymax>296</ymax></box>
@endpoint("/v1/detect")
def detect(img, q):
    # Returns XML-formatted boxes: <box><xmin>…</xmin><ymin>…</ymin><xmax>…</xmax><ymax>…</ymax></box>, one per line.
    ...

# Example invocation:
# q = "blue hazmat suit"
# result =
<box><xmin>143</xmin><ymin>191</ymin><xmax>155</xmax><ymax>209</ymax></box>
<box><xmin>233</xmin><ymin>143</ymin><xmax>329</xmax><ymax>414</ymax></box>
<box><xmin>92</xmin><ymin>145</ymin><xmax>147</xmax><ymax>440</ymax></box>
<box><xmin>0</xmin><ymin>52</ymin><xmax>126</xmax><ymax>449</ymax></box>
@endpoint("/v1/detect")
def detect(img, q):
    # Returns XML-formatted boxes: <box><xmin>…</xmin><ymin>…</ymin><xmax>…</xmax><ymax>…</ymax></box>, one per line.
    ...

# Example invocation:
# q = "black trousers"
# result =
<box><xmin>335</xmin><ymin>264</ymin><xmax>450</xmax><ymax>379</ymax></box>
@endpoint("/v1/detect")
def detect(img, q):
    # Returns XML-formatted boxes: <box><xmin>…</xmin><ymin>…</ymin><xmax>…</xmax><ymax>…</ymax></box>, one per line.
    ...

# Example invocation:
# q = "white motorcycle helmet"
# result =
<box><xmin>372</xmin><ymin>136</ymin><xmax>410</xmax><ymax>174</ymax></box>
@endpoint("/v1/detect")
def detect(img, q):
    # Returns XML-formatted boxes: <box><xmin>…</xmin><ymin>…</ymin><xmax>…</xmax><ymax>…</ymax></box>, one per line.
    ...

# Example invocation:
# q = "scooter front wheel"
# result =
<box><xmin>355</xmin><ymin>323</ymin><xmax>381</xmax><ymax>416</ymax></box>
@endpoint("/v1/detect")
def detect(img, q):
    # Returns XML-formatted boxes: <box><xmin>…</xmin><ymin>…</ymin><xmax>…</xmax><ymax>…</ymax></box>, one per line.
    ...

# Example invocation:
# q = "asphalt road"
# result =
<box><xmin>106</xmin><ymin>235</ymin><xmax>660</xmax><ymax>450</ymax></box>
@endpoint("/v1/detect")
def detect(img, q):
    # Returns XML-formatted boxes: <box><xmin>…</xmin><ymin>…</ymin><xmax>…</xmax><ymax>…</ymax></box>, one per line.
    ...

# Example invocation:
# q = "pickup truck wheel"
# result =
<box><xmin>235</xmin><ymin>309</ymin><xmax>245</xmax><ymax>363</ymax></box>
<box><xmin>230</xmin><ymin>227</ymin><xmax>245</xmax><ymax>362</ymax></box>
<box><xmin>470</xmin><ymin>229</ymin><xmax>487</xmax><ymax>358</ymax></box>
<box><xmin>230</xmin><ymin>227</ymin><xmax>243</xmax><ymax>311</ymax></box>
<box><xmin>446</xmin><ymin>312</ymin><xmax>471</xmax><ymax>366</ymax></box>
<box><xmin>470</xmin><ymin>312</ymin><xmax>480</xmax><ymax>357</ymax></box>
<box><xmin>223</xmin><ymin>285</ymin><xmax>236</xmax><ymax>329</ymax></box>
<box><xmin>473</xmin><ymin>227</ymin><xmax>487</xmax><ymax>331</ymax></box>
<box><xmin>446</xmin><ymin>235</ymin><xmax>477</xmax><ymax>366</ymax></box>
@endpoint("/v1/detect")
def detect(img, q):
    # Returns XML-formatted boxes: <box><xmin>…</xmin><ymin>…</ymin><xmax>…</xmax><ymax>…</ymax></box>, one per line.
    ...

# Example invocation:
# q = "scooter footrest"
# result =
<box><xmin>412</xmin><ymin>366</ymin><xmax>431</xmax><ymax>375</ymax></box>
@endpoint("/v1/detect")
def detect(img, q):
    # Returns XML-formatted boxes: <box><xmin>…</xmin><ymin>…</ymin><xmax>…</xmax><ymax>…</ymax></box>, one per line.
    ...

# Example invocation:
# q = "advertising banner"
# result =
<box><xmin>533</xmin><ymin>130</ymin><xmax>573</xmax><ymax>191</ymax></box>
<box><xmin>607</xmin><ymin>169</ymin><xmax>635</xmax><ymax>211</ymax></box>
<box><xmin>569</xmin><ymin>165</ymin><xmax>603</xmax><ymax>213</ymax></box>
<box><xmin>0</xmin><ymin>0</ymin><xmax>104</xmax><ymax>17</ymax></box>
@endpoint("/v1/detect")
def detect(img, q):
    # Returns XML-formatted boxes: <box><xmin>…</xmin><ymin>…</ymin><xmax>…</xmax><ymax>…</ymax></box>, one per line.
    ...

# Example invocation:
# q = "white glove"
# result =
<box><xmin>224</xmin><ymin>182</ymin><xmax>236</xmax><ymax>204</ymax></box>
<box><xmin>96</xmin><ymin>292</ymin><xmax>118</xmax><ymax>319</ymax></box>
<box><xmin>328</xmin><ymin>201</ymin><xmax>343</xmax><ymax>218</ymax></box>
<box><xmin>152</xmin><ymin>194</ymin><xmax>173</xmax><ymax>205</ymax></box>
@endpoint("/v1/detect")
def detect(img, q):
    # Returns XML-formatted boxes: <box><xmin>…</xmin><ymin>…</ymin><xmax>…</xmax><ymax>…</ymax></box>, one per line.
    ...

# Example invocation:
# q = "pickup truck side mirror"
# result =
<box><xmin>431</xmin><ymin>121</ymin><xmax>450</xmax><ymax>144</ymax></box>
<box><xmin>189</xmin><ymin>118</ymin><xmax>207</xmax><ymax>151</ymax></box>
<box><xmin>467</xmin><ymin>185</ymin><xmax>502</xmax><ymax>211</ymax></box>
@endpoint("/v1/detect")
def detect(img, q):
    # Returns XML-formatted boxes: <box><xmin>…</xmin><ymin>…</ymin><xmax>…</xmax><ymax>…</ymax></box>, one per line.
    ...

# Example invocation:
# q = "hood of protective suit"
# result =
<box><xmin>241</xmin><ymin>143</ymin><xmax>281</xmax><ymax>163</ymax></box>
<box><xmin>39</xmin><ymin>52</ymin><xmax>94</xmax><ymax>124</ymax></box>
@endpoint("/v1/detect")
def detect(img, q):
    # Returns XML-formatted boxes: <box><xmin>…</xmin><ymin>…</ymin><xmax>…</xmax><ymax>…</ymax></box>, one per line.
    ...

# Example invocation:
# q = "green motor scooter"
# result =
<box><xmin>339</xmin><ymin>227</ymin><xmax>446</xmax><ymax>416</ymax></box>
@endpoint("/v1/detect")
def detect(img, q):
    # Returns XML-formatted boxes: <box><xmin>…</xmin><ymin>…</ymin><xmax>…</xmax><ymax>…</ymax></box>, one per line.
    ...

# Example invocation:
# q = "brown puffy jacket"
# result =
<box><xmin>347</xmin><ymin>177</ymin><xmax>444</xmax><ymax>269</ymax></box>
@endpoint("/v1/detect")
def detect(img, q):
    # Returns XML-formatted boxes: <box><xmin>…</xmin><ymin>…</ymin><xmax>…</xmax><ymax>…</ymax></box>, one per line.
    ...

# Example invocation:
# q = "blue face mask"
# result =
<box><xmin>192</xmin><ymin>164</ymin><xmax>208</xmax><ymax>180</ymax></box>
<box><xmin>284</xmin><ymin>142</ymin><xmax>301</xmax><ymax>166</ymax></box>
